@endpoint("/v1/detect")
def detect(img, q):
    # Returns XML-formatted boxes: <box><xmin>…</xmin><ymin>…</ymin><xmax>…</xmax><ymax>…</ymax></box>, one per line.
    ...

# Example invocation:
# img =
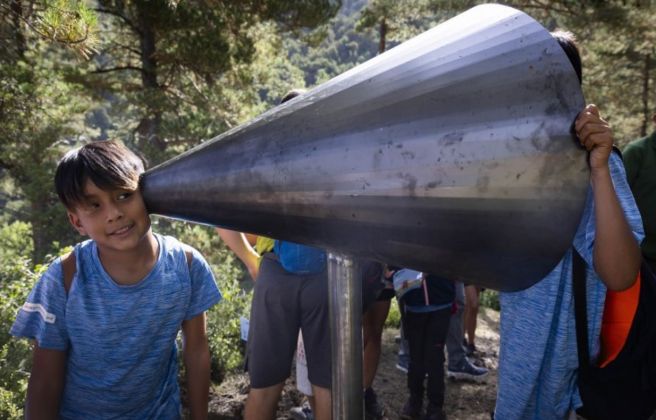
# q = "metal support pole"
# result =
<box><xmin>328</xmin><ymin>252</ymin><xmax>363</xmax><ymax>420</ymax></box>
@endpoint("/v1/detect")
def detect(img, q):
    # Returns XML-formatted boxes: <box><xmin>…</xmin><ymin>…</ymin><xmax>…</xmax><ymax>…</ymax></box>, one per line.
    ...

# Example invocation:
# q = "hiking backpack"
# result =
<box><xmin>273</xmin><ymin>240</ymin><xmax>326</xmax><ymax>274</ymax></box>
<box><xmin>573</xmin><ymin>250</ymin><xmax>656</xmax><ymax>420</ymax></box>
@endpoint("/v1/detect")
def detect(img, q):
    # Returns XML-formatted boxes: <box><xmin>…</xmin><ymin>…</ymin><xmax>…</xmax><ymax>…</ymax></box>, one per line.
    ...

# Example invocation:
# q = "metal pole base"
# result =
<box><xmin>328</xmin><ymin>252</ymin><xmax>363</xmax><ymax>420</ymax></box>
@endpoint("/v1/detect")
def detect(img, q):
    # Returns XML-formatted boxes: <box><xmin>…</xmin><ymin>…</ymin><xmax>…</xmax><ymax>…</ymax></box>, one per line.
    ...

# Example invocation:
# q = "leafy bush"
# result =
<box><xmin>0</xmin><ymin>222</ymin><xmax>34</xmax><ymax>264</ymax></box>
<box><xmin>0</xmin><ymin>257</ymin><xmax>46</xmax><ymax>419</ymax></box>
<box><xmin>205</xmin><ymin>275</ymin><xmax>251</xmax><ymax>383</ymax></box>
<box><xmin>480</xmin><ymin>289</ymin><xmax>500</xmax><ymax>311</ymax></box>
<box><xmin>384</xmin><ymin>298</ymin><xmax>401</xmax><ymax>329</ymax></box>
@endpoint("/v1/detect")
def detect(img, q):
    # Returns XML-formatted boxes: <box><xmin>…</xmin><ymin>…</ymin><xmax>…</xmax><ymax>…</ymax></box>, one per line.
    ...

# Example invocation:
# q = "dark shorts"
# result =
<box><xmin>247</xmin><ymin>254</ymin><xmax>331</xmax><ymax>389</ymax></box>
<box><xmin>361</xmin><ymin>260</ymin><xmax>385</xmax><ymax>312</ymax></box>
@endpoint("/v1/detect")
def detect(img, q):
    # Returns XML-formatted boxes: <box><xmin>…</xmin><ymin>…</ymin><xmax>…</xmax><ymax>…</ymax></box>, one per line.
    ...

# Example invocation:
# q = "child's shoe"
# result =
<box><xmin>446</xmin><ymin>359</ymin><xmax>488</xmax><ymax>382</ymax></box>
<box><xmin>364</xmin><ymin>387</ymin><xmax>384</xmax><ymax>419</ymax></box>
<box><xmin>400</xmin><ymin>394</ymin><xmax>423</xmax><ymax>420</ymax></box>
<box><xmin>424</xmin><ymin>403</ymin><xmax>446</xmax><ymax>420</ymax></box>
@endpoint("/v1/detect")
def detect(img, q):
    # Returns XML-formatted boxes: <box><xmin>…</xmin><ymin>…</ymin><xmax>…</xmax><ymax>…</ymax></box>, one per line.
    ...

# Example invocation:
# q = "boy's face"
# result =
<box><xmin>67</xmin><ymin>179</ymin><xmax>152</xmax><ymax>253</ymax></box>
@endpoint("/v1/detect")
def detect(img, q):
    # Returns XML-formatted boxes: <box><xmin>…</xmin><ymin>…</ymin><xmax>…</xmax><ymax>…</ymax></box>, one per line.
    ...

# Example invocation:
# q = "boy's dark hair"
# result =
<box><xmin>552</xmin><ymin>30</ymin><xmax>582</xmax><ymax>85</ymax></box>
<box><xmin>280</xmin><ymin>88</ymin><xmax>306</xmax><ymax>104</ymax></box>
<box><xmin>55</xmin><ymin>140</ymin><xmax>145</xmax><ymax>209</ymax></box>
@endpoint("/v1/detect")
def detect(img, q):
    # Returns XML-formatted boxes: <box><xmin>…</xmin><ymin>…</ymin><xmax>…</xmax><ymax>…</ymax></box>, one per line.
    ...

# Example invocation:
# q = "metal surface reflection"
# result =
<box><xmin>142</xmin><ymin>4</ymin><xmax>587</xmax><ymax>292</ymax></box>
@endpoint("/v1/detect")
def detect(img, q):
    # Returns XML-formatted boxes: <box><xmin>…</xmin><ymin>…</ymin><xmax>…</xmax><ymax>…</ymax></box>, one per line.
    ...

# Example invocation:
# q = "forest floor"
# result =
<box><xmin>204</xmin><ymin>307</ymin><xmax>500</xmax><ymax>419</ymax></box>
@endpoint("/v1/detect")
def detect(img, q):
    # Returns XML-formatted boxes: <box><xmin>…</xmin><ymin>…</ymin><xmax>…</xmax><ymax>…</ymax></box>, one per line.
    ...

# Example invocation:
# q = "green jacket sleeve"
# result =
<box><xmin>622</xmin><ymin>140</ymin><xmax>643</xmax><ymax>188</ymax></box>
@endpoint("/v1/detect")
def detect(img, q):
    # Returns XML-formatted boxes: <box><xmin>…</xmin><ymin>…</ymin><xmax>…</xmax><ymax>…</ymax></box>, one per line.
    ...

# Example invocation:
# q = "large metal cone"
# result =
<box><xmin>142</xmin><ymin>4</ymin><xmax>588</xmax><ymax>292</ymax></box>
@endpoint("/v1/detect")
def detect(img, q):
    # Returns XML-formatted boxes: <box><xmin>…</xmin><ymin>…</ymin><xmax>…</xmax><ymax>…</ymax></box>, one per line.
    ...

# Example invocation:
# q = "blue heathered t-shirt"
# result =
<box><xmin>11</xmin><ymin>233</ymin><xmax>222</xmax><ymax>419</ymax></box>
<box><xmin>495</xmin><ymin>153</ymin><xmax>644</xmax><ymax>420</ymax></box>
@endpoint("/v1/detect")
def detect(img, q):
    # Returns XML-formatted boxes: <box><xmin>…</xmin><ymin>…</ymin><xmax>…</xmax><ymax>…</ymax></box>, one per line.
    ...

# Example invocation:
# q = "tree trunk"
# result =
<box><xmin>136</xmin><ymin>6</ymin><xmax>166</xmax><ymax>150</ymax></box>
<box><xmin>30</xmin><ymin>196</ymin><xmax>48</xmax><ymax>262</ymax></box>
<box><xmin>378</xmin><ymin>17</ymin><xmax>387</xmax><ymax>54</ymax></box>
<box><xmin>10</xmin><ymin>0</ymin><xmax>27</xmax><ymax>57</ymax></box>
<box><xmin>640</xmin><ymin>53</ymin><xmax>651</xmax><ymax>137</ymax></box>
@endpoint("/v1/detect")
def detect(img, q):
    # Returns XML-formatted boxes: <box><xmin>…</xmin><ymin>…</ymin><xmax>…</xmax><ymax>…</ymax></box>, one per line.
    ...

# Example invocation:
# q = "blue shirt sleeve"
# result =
<box><xmin>184</xmin><ymin>248</ymin><xmax>221</xmax><ymax>320</ymax></box>
<box><xmin>573</xmin><ymin>152</ymin><xmax>645</xmax><ymax>267</ymax></box>
<box><xmin>10</xmin><ymin>258</ymin><xmax>70</xmax><ymax>350</ymax></box>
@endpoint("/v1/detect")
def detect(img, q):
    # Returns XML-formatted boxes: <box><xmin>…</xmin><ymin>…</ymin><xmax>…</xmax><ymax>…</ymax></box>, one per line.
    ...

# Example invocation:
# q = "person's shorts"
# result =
<box><xmin>247</xmin><ymin>253</ymin><xmax>331</xmax><ymax>389</ymax></box>
<box><xmin>361</xmin><ymin>260</ymin><xmax>385</xmax><ymax>313</ymax></box>
<box><xmin>376</xmin><ymin>287</ymin><xmax>395</xmax><ymax>301</ymax></box>
<box><xmin>464</xmin><ymin>283</ymin><xmax>486</xmax><ymax>292</ymax></box>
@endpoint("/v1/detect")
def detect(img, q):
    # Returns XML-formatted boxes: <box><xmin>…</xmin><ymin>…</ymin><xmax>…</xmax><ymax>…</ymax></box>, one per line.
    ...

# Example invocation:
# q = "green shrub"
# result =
<box><xmin>480</xmin><ymin>289</ymin><xmax>500</xmax><ymax>311</ymax></box>
<box><xmin>0</xmin><ymin>222</ymin><xmax>34</xmax><ymax>265</ymax></box>
<box><xmin>0</xmin><ymin>386</ymin><xmax>23</xmax><ymax>420</ymax></box>
<box><xmin>384</xmin><ymin>298</ymin><xmax>401</xmax><ymax>329</ymax></box>
<box><xmin>205</xmin><ymin>276</ymin><xmax>251</xmax><ymax>383</ymax></box>
<box><xmin>0</xmin><ymin>257</ymin><xmax>47</xmax><ymax>419</ymax></box>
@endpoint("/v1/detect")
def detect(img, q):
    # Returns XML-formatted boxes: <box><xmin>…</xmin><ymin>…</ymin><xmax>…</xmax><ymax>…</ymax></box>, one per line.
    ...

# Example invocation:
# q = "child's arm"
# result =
<box><xmin>182</xmin><ymin>312</ymin><xmax>210</xmax><ymax>420</ymax></box>
<box><xmin>215</xmin><ymin>228</ymin><xmax>261</xmax><ymax>280</ymax></box>
<box><xmin>26</xmin><ymin>343</ymin><xmax>67</xmax><ymax>420</ymax></box>
<box><xmin>575</xmin><ymin>104</ymin><xmax>642</xmax><ymax>290</ymax></box>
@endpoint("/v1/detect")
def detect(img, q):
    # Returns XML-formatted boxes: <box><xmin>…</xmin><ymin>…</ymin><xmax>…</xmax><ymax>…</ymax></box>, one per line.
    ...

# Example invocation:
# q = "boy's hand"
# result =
<box><xmin>574</xmin><ymin>104</ymin><xmax>614</xmax><ymax>172</ymax></box>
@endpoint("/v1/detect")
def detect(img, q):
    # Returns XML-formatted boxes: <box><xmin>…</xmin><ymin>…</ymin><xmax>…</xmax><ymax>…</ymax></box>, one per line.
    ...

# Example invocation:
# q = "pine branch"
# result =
<box><xmin>90</xmin><ymin>65</ymin><xmax>145</xmax><ymax>74</ymax></box>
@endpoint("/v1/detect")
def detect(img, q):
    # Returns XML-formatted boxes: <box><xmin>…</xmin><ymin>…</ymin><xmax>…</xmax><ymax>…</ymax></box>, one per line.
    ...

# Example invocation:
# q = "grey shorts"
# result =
<box><xmin>247</xmin><ymin>253</ymin><xmax>331</xmax><ymax>389</ymax></box>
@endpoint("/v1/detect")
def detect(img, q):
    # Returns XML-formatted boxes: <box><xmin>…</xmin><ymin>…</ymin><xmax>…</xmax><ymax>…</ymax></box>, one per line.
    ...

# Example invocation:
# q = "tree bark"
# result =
<box><xmin>640</xmin><ymin>53</ymin><xmax>651</xmax><ymax>137</ymax></box>
<box><xmin>136</xmin><ymin>6</ymin><xmax>165</xmax><ymax>150</ymax></box>
<box><xmin>10</xmin><ymin>0</ymin><xmax>27</xmax><ymax>57</ymax></box>
<box><xmin>378</xmin><ymin>17</ymin><xmax>387</xmax><ymax>54</ymax></box>
<box><xmin>30</xmin><ymin>196</ymin><xmax>47</xmax><ymax>262</ymax></box>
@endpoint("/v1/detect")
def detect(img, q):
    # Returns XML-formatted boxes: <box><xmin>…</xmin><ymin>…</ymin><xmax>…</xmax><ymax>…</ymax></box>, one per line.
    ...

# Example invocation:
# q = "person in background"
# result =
<box><xmin>288</xmin><ymin>260</ymin><xmax>387</xmax><ymax>420</ymax></box>
<box><xmin>398</xmin><ymin>279</ymin><xmax>488</xmax><ymax>382</ymax></box>
<box><xmin>394</xmin><ymin>270</ymin><xmax>454</xmax><ymax>420</ymax></box>
<box><xmin>446</xmin><ymin>282</ymin><xmax>488</xmax><ymax>382</ymax></box>
<box><xmin>623</xmin><ymin>112</ymin><xmax>656</xmax><ymax>272</ymax></box>
<box><xmin>463</xmin><ymin>284</ymin><xmax>482</xmax><ymax>356</ymax></box>
<box><xmin>362</xmin><ymin>264</ymin><xmax>394</xmax><ymax>419</ymax></box>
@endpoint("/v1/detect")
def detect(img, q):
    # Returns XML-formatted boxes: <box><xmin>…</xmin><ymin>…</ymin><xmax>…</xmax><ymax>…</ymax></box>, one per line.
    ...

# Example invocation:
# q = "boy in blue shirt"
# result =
<box><xmin>11</xmin><ymin>140</ymin><xmax>222</xmax><ymax>419</ymax></box>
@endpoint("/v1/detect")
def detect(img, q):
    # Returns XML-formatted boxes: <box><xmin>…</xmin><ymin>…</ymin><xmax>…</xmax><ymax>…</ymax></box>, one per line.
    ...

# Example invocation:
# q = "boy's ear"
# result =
<box><xmin>67</xmin><ymin>211</ymin><xmax>87</xmax><ymax>236</ymax></box>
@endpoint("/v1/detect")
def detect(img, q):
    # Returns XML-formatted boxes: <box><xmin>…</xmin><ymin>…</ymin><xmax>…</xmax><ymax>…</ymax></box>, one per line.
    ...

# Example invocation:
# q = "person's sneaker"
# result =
<box><xmin>465</xmin><ymin>342</ymin><xmax>477</xmax><ymax>357</ymax></box>
<box><xmin>290</xmin><ymin>402</ymin><xmax>314</xmax><ymax>420</ymax></box>
<box><xmin>400</xmin><ymin>394</ymin><xmax>423</xmax><ymax>420</ymax></box>
<box><xmin>424</xmin><ymin>403</ymin><xmax>447</xmax><ymax>420</ymax></box>
<box><xmin>447</xmin><ymin>360</ymin><xmax>488</xmax><ymax>382</ymax></box>
<box><xmin>364</xmin><ymin>387</ymin><xmax>385</xmax><ymax>419</ymax></box>
<box><xmin>396</xmin><ymin>352</ymin><xmax>410</xmax><ymax>373</ymax></box>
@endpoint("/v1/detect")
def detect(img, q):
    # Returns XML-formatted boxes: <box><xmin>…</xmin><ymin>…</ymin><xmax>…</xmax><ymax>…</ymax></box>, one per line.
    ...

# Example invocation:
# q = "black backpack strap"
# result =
<box><xmin>573</xmin><ymin>248</ymin><xmax>591</xmax><ymax>370</ymax></box>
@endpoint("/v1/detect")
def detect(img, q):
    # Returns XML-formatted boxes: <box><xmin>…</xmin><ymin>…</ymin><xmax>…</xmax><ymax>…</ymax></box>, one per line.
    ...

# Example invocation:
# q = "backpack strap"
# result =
<box><xmin>61</xmin><ymin>252</ymin><xmax>77</xmax><ymax>294</ymax></box>
<box><xmin>573</xmin><ymin>248</ymin><xmax>591</xmax><ymax>370</ymax></box>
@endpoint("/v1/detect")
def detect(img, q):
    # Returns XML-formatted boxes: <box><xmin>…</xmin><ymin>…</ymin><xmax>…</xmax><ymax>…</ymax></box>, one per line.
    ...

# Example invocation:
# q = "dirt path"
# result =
<box><xmin>206</xmin><ymin>307</ymin><xmax>500</xmax><ymax>419</ymax></box>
